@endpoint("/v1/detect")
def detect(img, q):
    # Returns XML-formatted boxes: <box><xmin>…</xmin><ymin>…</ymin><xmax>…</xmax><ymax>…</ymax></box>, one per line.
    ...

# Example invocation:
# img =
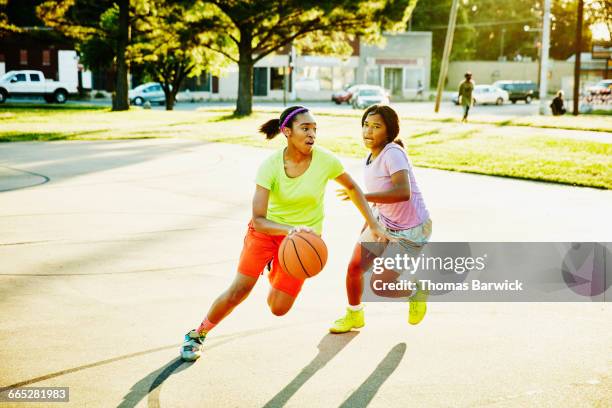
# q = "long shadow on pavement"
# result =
<box><xmin>117</xmin><ymin>326</ymin><xmax>293</xmax><ymax>408</ymax></box>
<box><xmin>117</xmin><ymin>357</ymin><xmax>188</xmax><ymax>408</ymax></box>
<box><xmin>262</xmin><ymin>332</ymin><xmax>359</xmax><ymax>408</ymax></box>
<box><xmin>338</xmin><ymin>343</ymin><xmax>407</xmax><ymax>408</ymax></box>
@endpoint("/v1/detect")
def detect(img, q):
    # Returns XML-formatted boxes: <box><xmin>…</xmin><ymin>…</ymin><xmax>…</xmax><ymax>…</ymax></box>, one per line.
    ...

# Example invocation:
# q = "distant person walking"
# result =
<box><xmin>550</xmin><ymin>90</ymin><xmax>566</xmax><ymax>116</ymax></box>
<box><xmin>458</xmin><ymin>72</ymin><xmax>474</xmax><ymax>123</ymax></box>
<box><xmin>416</xmin><ymin>80</ymin><xmax>424</xmax><ymax>99</ymax></box>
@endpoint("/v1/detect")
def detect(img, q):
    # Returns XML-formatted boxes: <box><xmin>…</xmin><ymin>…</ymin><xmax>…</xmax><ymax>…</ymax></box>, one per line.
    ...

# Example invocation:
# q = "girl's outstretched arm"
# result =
<box><xmin>334</xmin><ymin>172</ymin><xmax>393</xmax><ymax>242</ymax></box>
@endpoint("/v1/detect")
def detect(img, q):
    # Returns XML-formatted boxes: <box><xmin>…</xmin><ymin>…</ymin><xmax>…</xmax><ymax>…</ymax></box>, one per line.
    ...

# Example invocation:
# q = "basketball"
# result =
<box><xmin>278</xmin><ymin>232</ymin><xmax>328</xmax><ymax>280</ymax></box>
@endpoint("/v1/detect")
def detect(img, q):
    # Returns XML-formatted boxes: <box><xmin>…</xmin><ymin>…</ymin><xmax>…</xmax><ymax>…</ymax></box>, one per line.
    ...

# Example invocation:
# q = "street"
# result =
<box><xmin>6</xmin><ymin>96</ymin><xmax>543</xmax><ymax>118</ymax></box>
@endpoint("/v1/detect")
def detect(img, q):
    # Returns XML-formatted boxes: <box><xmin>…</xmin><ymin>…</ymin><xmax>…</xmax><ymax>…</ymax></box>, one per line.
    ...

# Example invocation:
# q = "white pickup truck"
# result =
<box><xmin>0</xmin><ymin>70</ymin><xmax>78</xmax><ymax>104</ymax></box>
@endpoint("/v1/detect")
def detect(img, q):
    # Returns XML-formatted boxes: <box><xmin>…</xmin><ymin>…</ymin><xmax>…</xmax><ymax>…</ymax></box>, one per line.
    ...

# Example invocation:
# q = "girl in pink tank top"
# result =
<box><xmin>330</xmin><ymin>105</ymin><xmax>433</xmax><ymax>333</ymax></box>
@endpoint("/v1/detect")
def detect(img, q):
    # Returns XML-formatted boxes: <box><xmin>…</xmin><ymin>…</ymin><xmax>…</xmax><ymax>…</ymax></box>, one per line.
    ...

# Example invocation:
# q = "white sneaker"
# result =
<box><xmin>180</xmin><ymin>330</ymin><xmax>205</xmax><ymax>361</ymax></box>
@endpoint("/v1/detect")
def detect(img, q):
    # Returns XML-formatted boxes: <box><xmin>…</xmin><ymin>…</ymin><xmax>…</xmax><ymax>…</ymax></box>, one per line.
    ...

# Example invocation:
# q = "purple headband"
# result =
<box><xmin>279</xmin><ymin>107</ymin><xmax>308</xmax><ymax>130</ymax></box>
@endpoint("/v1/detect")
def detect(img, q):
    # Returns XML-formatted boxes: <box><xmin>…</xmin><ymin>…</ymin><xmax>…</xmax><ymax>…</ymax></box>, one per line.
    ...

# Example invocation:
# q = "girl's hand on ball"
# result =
<box><xmin>289</xmin><ymin>225</ymin><xmax>315</xmax><ymax>235</ymax></box>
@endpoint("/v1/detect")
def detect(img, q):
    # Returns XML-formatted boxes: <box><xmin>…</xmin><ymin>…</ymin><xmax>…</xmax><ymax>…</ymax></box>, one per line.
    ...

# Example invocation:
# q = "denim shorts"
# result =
<box><xmin>359</xmin><ymin>215</ymin><xmax>432</xmax><ymax>259</ymax></box>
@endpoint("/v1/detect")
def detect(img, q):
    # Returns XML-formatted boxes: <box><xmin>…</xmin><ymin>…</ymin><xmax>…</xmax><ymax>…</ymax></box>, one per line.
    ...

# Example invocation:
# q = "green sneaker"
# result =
<box><xmin>329</xmin><ymin>307</ymin><xmax>365</xmax><ymax>333</ymax></box>
<box><xmin>408</xmin><ymin>285</ymin><xmax>429</xmax><ymax>325</ymax></box>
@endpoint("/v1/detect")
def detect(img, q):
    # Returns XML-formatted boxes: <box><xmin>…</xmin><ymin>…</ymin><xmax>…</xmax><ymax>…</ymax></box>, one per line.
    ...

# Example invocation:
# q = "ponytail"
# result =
<box><xmin>393</xmin><ymin>138</ymin><xmax>404</xmax><ymax>148</ymax></box>
<box><xmin>259</xmin><ymin>105</ymin><xmax>309</xmax><ymax>140</ymax></box>
<box><xmin>259</xmin><ymin>119</ymin><xmax>281</xmax><ymax>139</ymax></box>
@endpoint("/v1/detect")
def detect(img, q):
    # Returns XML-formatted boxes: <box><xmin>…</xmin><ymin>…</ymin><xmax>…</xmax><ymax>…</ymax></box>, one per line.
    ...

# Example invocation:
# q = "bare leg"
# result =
<box><xmin>267</xmin><ymin>288</ymin><xmax>297</xmax><ymax>316</ymax></box>
<box><xmin>205</xmin><ymin>272</ymin><xmax>258</xmax><ymax>324</ymax></box>
<box><xmin>347</xmin><ymin>240</ymin><xmax>414</xmax><ymax>303</ymax></box>
<box><xmin>369</xmin><ymin>268</ymin><xmax>413</xmax><ymax>298</ymax></box>
<box><xmin>346</xmin><ymin>243</ymin><xmax>367</xmax><ymax>306</ymax></box>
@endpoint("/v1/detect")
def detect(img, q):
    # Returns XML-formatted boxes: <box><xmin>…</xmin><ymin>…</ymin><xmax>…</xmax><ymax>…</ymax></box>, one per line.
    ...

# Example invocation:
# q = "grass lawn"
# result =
<box><xmin>219</xmin><ymin>104</ymin><xmax>612</xmax><ymax>133</ymax></box>
<box><xmin>586</xmin><ymin>109</ymin><xmax>612</xmax><ymax>116</ymax></box>
<box><xmin>1</xmin><ymin>104</ymin><xmax>610</xmax><ymax>189</ymax></box>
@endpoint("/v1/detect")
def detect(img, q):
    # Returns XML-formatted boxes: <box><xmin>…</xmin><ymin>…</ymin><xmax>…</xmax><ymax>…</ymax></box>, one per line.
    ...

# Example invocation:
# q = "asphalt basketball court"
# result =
<box><xmin>1</xmin><ymin>139</ymin><xmax>611</xmax><ymax>407</ymax></box>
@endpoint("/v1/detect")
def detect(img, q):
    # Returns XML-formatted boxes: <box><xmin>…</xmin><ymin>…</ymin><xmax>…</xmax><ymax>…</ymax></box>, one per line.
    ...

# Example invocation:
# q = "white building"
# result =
<box><xmin>180</xmin><ymin>32</ymin><xmax>432</xmax><ymax>102</ymax></box>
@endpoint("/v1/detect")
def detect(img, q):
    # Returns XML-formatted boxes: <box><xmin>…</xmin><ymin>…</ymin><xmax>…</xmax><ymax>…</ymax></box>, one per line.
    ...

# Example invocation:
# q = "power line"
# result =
<box><xmin>429</xmin><ymin>18</ymin><xmax>540</xmax><ymax>29</ymax></box>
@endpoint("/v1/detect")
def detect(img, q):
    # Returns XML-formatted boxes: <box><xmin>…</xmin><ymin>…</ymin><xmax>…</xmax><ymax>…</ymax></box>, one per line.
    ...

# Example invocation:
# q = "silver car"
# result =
<box><xmin>351</xmin><ymin>85</ymin><xmax>390</xmax><ymax>109</ymax></box>
<box><xmin>129</xmin><ymin>82</ymin><xmax>167</xmax><ymax>106</ymax></box>
<box><xmin>452</xmin><ymin>85</ymin><xmax>509</xmax><ymax>105</ymax></box>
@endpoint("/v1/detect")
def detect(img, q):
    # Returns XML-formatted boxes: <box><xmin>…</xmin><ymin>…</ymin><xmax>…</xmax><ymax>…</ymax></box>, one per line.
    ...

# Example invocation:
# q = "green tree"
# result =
<box><xmin>0</xmin><ymin>0</ymin><xmax>74</xmax><ymax>61</ymax></box>
<box><xmin>0</xmin><ymin>0</ymin><xmax>20</xmax><ymax>37</ymax></box>
<box><xmin>193</xmin><ymin>0</ymin><xmax>416</xmax><ymax>116</ymax></box>
<box><xmin>1</xmin><ymin>0</ymin><xmax>52</xmax><ymax>37</ymax></box>
<box><xmin>587</xmin><ymin>0</ymin><xmax>612</xmax><ymax>38</ymax></box>
<box><xmin>411</xmin><ymin>0</ymin><xmax>486</xmax><ymax>87</ymax></box>
<box><xmin>37</xmin><ymin>0</ymin><xmax>130</xmax><ymax>110</ymax></box>
<box><xmin>411</xmin><ymin>0</ymin><xmax>598</xmax><ymax>86</ymax></box>
<box><xmin>131</xmin><ymin>0</ymin><xmax>227</xmax><ymax>110</ymax></box>
<box><xmin>550</xmin><ymin>0</ymin><xmax>593</xmax><ymax>60</ymax></box>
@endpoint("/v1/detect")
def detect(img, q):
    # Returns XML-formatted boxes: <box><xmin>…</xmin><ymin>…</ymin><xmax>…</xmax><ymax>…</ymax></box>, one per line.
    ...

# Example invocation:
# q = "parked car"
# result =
<box><xmin>587</xmin><ymin>79</ymin><xmax>612</xmax><ymax>95</ymax></box>
<box><xmin>452</xmin><ymin>85</ymin><xmax>509</xmax><ymax>105</ymax></box>
<box><xmin>351</xmin><ymin>85</ymin><xmax>389</xmax><ymax>109</ymax></box>
<box><xmin>0</xmin><ymin>70</ymin><xmax>77</xmax><ymax>104</ymax></box>
<box><xmin>331</xmin><ymin>84</ymin><xmax>358</xmax><ymax>104</ymax></box>
<box><xmin>129</xmin><ymin>82</ymin><xmax>169</xmax><ymax>106</ymax></box>
<box><xmin>492</xmin><ymin>80</ymin><xmax>539</xmax><ymax>103</ymax></box>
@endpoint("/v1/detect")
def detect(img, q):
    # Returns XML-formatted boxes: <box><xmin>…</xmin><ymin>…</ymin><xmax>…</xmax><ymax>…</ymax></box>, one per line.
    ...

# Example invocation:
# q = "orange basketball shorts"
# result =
<box><xmin>237</xmin><ymin>222</ymin><xmax>305</xmax><ymax>297</ymax></box>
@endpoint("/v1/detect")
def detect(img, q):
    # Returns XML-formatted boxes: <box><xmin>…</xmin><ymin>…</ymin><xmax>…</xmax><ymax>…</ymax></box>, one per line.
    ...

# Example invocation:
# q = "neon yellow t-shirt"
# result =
<box><xmin>255</xmin><ymin>146</ymin><xmax>345</xmax><ymax>235</ymax></box>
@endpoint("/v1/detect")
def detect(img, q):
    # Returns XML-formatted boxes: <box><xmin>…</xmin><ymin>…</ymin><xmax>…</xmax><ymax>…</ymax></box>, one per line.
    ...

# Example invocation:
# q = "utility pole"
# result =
<box><xmin>283</xmin><ymin>66</ymin><xmax>287</xmax><ymax>107</ymax></box>
<box><xmin>434</xmin><ymin>0</ymin><xmax>459</xmax><ymax>113</ymax></box>
<box><xmin>537</xmin><ymin>42</ymin><xmax>542</xmax><ymax>89</ymax></box>
<box><xmin>573</xmin><ymin>0</ymin><xmax>584</xmax><ymax>116</ymax></box>
<box><xmin>500</xmin><ymin>28</ymin><xmax>506</xmax><ymax>59</ymax></box>
<box><xmin>538</xmin><ymin>0</ymin><xmax>551</xmax><ymax>115</ymax></box>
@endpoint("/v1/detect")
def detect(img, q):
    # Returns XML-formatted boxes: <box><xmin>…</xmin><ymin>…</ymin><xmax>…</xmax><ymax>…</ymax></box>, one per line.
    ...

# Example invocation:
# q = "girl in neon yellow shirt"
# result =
<box><xmin>181</xmin><ymin>105</ymin><xmax>390</xmax><ymax>361</ymax></box>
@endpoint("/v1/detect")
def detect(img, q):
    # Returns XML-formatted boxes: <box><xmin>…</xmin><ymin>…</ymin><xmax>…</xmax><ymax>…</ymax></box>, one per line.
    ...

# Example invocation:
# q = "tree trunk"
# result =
<box><xmin>164</xmin><ymin>87</ymin><xmax>175</xmax><ymax>111</ymax></box>
<box><xmin>113</xmin><ymin>0</ymin><xmax>130</xmax><ymax>111</ymax></box>
<box><xmin>162</xmin><ymin>63</ymin><xmax>192</xmax><ymax>111</ymax></box>
<box><xmin>235</xmin><ymin>33</ymin><xmax>254</xmax><ymax>116</ymax></box>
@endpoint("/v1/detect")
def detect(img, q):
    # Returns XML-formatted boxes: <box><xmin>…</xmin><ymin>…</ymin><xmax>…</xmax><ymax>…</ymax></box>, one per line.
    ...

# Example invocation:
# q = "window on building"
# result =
<box><xmin>20</xmin><ymin>50</ymin><xmax>28</xmax><ymax>65</ymax></box>
<box><xmin>294</xmin><ymin>67</ymin><xmax>319</xmax><ymax>92</ymax></box>
<box><xmin>331</xmin><ymin>67</ymin><xmax>355</xmax><ymax>90</ymax></box>
<box><xmin>253</xmin><ymin>67</ymin><xmax>268</xmax><ymax>96</ymax></box>
<box><xmin>366</xmin><ymin>67</ymin><xmax>380</xmax><ymax>85</ymax></box>
<box><xmin>318</xmin><ymin>67</ymin><xmax>333</xmax><ymax>91</ymax></box>
<box><xmin>199</xmin><ymin>73</ymin><xmax>210</xmax><ymax>92</ymax></box>
<box><xmin>270</xmin><ymin>67</ymin><xmax>285</xmax><ymax>90</ymax></box>
<box><xmin>42</xmin><ymin>50</ymin><xmax>51</xmax><ymax>66</ymax></box>
<box><xmin>212</xmin><ymin>76</ymin><xmax>219</xmax><ymax>94</ymax></box>
<box><xmin>181</xmin><ymin>72</ymin><xmax>211</xmax><ymax>92</ymax></box>
<box><xmin>29</xmin><ymin>73</ymin><xmax>41</xmax><ymax>82</ymax></box>
<box><xmin>403</xmin><ymin>67</ymin><xmax>424</xmax><ymax>90</ymax></box>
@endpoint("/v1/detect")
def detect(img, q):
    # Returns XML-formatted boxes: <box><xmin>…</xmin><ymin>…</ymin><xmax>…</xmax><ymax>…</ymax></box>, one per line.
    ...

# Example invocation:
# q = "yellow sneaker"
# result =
<box><xmin>329</xmin><ymin>307</ymin><xmax>365</xmax><ymax>333</ymax></box>
<box><xmin>408</xmin><ymin>286</ymin><xmax>429</xmax><ymax>325</ymax></box>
